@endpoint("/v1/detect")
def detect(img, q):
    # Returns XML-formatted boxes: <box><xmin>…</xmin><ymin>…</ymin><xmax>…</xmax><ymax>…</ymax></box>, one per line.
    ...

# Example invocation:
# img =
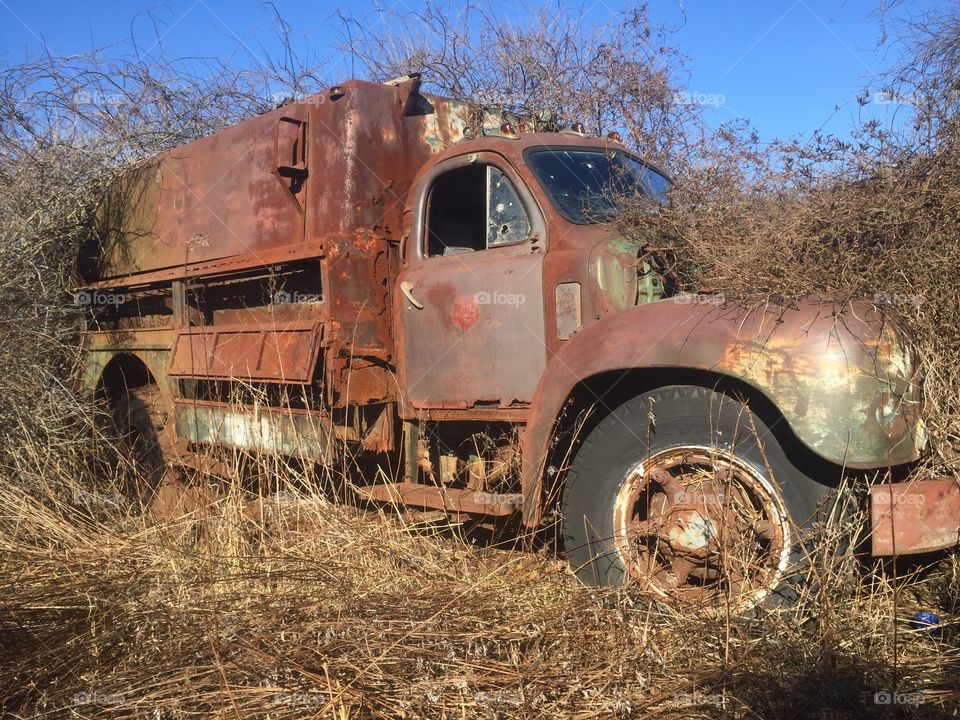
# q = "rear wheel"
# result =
<box><xmin>113</xmin><ymin>384</ymin><xmax>216</xmax><ymax>520</ymax></box>
<box><xmin>113</xmin><ymin>384</ymin><xmax>171</xmax><ymax>487</ymax></box>
<box><xmin>562</xmin><ymin>384</ymin><xmax>838</xmax><ymax>612</ymax></box>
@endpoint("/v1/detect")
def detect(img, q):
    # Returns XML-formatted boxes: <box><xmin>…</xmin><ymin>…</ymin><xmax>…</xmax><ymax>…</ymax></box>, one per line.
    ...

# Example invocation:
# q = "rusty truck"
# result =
<box><xmin>75</xmin><ymin>74</ymin><xmax>958</xmax><ymax>611</ymax></box>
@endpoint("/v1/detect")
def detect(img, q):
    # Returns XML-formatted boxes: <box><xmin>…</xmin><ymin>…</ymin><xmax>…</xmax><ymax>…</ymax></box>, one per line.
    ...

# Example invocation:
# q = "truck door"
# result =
<box><xmin>397</xmin><ymin>154</ymin><xmax>547</xmax><ymax>409</ymax></box>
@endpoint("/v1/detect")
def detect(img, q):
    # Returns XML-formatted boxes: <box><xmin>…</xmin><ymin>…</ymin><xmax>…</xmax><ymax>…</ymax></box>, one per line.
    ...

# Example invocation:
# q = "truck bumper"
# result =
<box><xmin>870</xmin><ymin>477</ymin><xmax>960</xmax><ymax>555</ymax></box>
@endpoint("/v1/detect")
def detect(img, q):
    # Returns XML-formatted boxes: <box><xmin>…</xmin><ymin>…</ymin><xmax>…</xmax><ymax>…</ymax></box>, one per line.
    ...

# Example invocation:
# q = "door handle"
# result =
<box><xmin>400</xmin><ymin>280</ymin><xmax>423</xmax><ymax>309</ymax></box>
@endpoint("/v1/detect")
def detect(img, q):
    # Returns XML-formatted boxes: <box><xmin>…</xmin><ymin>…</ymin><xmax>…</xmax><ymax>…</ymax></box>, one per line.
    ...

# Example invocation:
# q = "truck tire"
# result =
<box><xmin>562</xmin><ymin>384</ymin><xmax>837</xmax><ymax>612</ymax></box>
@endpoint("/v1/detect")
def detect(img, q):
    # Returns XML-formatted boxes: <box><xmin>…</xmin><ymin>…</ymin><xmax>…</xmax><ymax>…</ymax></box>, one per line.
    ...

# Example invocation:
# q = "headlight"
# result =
<box><xmin>592</xmin><ymin>237</ymin><xmax>665</xmax><ymax>313</ymax></box>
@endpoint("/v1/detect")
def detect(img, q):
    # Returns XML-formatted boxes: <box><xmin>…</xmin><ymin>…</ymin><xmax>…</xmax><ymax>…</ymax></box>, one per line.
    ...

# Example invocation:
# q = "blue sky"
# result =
<box><xmin>0</xmin><ymin>0</ymin><xmax>943</xmax><ymax>143</ymax></box>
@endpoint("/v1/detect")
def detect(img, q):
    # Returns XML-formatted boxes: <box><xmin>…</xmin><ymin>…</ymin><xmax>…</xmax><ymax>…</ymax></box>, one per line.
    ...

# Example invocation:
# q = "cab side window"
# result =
<box><xmin>426</xmin><ymin>164</ymin><xmax>531</xmax><ymax>257</ymax></box>
<box><xmin>487</xmin><ymin>167</ymin><xmax>530</xmax><ymax>246</ymax></box>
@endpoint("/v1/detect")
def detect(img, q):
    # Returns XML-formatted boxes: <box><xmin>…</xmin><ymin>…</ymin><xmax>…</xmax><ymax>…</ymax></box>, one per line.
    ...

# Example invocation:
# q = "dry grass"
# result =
<box><xmin>1</xmin><ymin>471</ymin><xmax>957</xmax><ymax>719</ymax></box>
<box><xmin>620</xmin><ymin>147</ymin><xmax>960</xmax><ymax>476</ymax></box>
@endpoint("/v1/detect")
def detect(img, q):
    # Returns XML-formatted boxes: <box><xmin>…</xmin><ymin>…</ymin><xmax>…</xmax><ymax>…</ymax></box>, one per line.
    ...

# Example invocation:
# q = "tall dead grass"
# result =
<box><xmin>621</xmin><ymin>142</ymin><xmax>960</xmax><ymax>475</ymax></box>
<box><xmin>1</xmin><ymin>474</ymin><xmax>957</xmax><ymax>719</ymax></box>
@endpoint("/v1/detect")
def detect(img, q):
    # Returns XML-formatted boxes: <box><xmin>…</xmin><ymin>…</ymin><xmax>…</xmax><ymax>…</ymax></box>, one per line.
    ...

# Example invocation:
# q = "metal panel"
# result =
<box><xmin>519</xmin><ymin>300</ymin><xmax>926</xmax><ymax>525</ymax></box>
<box><xmin>174</xmin><ymin>400</ymin><xmax>350</xmax><ymax>459</ymax></box>
<box><xmin>93</xmin><ymin>107</ymin><xmax>309</xmax><ymax>280</ymax></box>
<box><xmin>85</xmin><ymin>239</ymin><xmax>325</xmax><ymax>290</ymax></box>
<box><xmin>870</xmin><ymin>477</ymin><xmax>960</xmax><ymax>555</ymax></box>
<box><xmin>554</xmin><ymin>282</ymin><xmax>582</xmax><ymax>340</ymax></box>
<box><xmin>400</xmin><ymin>243</ymin><xmax>546</xmax><ymax>407</ymax></box>
<box><xmin>398</xmin><ymin>151</ymin><xmax>548</xmax><ymax>409</ymax></box>
<box><xmin>167</xmin><ymin>322</ymin><xmax>322</xmax><ymax>382</ymax></box>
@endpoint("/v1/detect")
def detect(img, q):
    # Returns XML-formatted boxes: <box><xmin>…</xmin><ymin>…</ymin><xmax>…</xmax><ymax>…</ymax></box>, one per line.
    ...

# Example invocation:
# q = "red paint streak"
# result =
<box><xmin>452</xmin><ymin>296</ymin><xmax>479</xmax><ymax>331</ymax></box>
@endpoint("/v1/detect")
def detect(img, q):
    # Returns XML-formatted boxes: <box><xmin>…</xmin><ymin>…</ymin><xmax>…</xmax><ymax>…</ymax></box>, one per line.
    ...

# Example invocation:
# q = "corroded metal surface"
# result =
<box><xmin>612</xmin><ymin>447</ymin><xmax>789</xmax><ymax>611</ymax></box>
<box><xmin>173</xmin><ymin>400</ymin><xmax>350</xmax><ymax>459</ymax></box>
<box><xmin>167</xmin><ymin>322</ymin><xmax>323</xmax><ymax>382</ymax></box>
<box><xmin>83</xmin><ymin>80</ymin><xmax>482</xmax><ymax>283</ymax></box>
<box><xmin>356</xmin><ymin>483</ymin><xmax>522</xmax><ymax>517</ymax></box>
<box><xmin>520</xmin><ymin>299</ymin><xmax>925</xmax><ymax>524</ymax></box>
<box><xmin>870</xmin><ymin>477</ymin><xmax>960</xmax><ymax>555</ymax></box>
<box><xmin>86</xmin><ymin>240</ymin><xmax>326</xmax><ymax>290</ymax></box>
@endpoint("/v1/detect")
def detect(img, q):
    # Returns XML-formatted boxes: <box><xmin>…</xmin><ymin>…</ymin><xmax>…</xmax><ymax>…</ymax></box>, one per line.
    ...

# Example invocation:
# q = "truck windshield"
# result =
<box><xmin>526</xmin><ymin>148</ymin><xmax>670</xmax><ymax>224</ymax></box>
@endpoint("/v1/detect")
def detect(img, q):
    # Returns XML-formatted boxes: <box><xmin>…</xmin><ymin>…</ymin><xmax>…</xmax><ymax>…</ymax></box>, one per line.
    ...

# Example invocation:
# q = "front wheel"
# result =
<box><xmin>562</xmin><ymin>384</ymin><xmax>837</xmax><ymax>613</ymax></box>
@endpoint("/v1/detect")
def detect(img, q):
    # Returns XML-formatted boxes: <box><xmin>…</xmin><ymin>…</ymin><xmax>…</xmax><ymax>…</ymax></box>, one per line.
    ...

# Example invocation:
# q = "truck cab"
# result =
<box><xmin>397</xmin><ymin>133</ymin><xmax>670</xmax><ymax>413</ymax></box>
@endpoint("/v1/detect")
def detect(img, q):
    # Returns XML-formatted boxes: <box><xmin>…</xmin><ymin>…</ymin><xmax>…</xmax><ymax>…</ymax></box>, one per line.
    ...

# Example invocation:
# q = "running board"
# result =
<box><xmin>357</xmin><ymin>483</ymin><xmax>522</xmax><ymax>517</ymax></box>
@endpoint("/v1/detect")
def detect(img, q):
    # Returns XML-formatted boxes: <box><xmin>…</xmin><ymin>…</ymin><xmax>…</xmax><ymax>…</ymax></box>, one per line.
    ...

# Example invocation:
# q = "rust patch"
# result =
<box><xmin>451</xmin><ymin>295</ymin><xmax>479</xmax><ymax>331</ymax></box>
<box><xmin>870</xmin><ymin>477</ymin><xmax>960</xmax><ymax>555</ymax></box>
<box><xmin>353</xmin><ymin>227</ymin><xmax>380</xmax><ymax>253</ymax></box>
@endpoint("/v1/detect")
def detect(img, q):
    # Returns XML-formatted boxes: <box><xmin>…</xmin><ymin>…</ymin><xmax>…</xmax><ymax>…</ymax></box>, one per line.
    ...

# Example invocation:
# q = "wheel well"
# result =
<box><xmin>540</xmin><ymin>367</ymin><xmax>855</xmax><ymax>516</ymax></box>
<box><xmin>96</xmin><ymin>354</ymin><xmax>157</xmax><ymax>405</ymax></box>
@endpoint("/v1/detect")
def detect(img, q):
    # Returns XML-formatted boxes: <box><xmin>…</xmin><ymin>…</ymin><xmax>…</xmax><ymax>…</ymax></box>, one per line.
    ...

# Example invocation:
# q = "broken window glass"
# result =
<box><xmin>487</xmin><ymin>167</ymin><xmax>531</xmax><ymax>246</ymax></box>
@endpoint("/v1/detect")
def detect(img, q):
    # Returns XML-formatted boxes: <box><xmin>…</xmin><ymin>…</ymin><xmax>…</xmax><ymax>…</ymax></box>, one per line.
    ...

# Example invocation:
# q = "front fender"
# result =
<box><xmin>520</xmin><ymin>297</ymin><xmax>925</xmax><ymax>523</ymax></box>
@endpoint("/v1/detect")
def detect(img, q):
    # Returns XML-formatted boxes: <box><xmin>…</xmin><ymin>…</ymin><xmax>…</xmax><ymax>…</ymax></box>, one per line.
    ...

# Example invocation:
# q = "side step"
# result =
<box><xmin>357</xmin><ymin>483</ymin><xmax>522</xmax><ymax>517</ymax></box>
<box><xmin>171</xmin><ymin>449</ymin><xmax>237</xmax><ymax>480</ymax></box>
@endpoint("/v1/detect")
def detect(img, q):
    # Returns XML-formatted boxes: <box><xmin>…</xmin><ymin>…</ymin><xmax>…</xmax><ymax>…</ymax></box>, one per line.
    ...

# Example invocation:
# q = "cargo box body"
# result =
<box><xmin>83</xmin><ymin>78</ymin><xmax>479</xmax><ymax>283</ymax></box>
<box><xmin>79</xmin><ymin>78</ymin><xmax>511</xmax><ymax>411</ymax></box>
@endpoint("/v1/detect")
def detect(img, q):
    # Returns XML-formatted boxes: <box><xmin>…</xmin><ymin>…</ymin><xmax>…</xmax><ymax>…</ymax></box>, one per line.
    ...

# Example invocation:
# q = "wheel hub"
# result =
<box><xmin>612</xmin><ymin>447</ymin><xmax>790</xmax><ymax>611</ymax></box>
<box><xmin>666</xmin><ymin>509</ymin><xmax>717</xmax><ymax>553</ymax></box>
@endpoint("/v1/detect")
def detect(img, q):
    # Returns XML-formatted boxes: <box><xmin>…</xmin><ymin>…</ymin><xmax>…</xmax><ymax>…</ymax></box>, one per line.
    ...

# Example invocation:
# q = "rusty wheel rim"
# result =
<box><xmin>612</xmin><ymin>446</ymin><xmax>790</xmax><ymax>611</ymax></box>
